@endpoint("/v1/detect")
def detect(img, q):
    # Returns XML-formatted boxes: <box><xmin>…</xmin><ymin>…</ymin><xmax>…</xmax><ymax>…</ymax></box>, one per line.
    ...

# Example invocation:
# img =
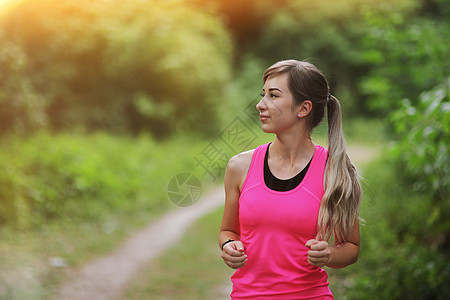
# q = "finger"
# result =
<box><xmin>305</xmin><ymin>239</ymin><xmax>319</xmax><ymax>248</ymax></box>
<box><xmin>224</xmin><ymin>245</ymin><xmax>247</xmax><ymax>257</ymax></box>
<box><xmin>227</xmin><ymin>254</ymin><xmax>248</xmax><ymax>264</ymax></box>
<box><xmin>307</xmin><ymin>257</ymin><xmax>319</xmax><ymax>266</ymax></box>
<box><xmin>309</xmin><ymin>241</ymin><xmax>329</xmax><ymax>251</ymax></box>
<box><xmin>307</xmin><ymin>255</ymin><xmax>328</xmax><ymax>265</ymax></box>
<box><xmin>224</xmin><ymin>242</ymin><xmax>246</xmax><ymax>256</ymax></box>
<box><xmin>308</xmin><ymin>256</ymin><xmax>328</xmax><ymax>263</ymax></box>
<box><xmin>228</xmin><ymin>258</ymin><xmax>248</xmax><ymax>269</ymax></box>
<box><xmin>307</xmin><ymin>249</ymin><xmax>330</xmax><ymax>258</ymax></box>
<box><xmin>233</xmin><ymin>241</ymin><xmax>245</xmax><ymax>252</ymax></box>
<box><xmin>221</xmin><ymin>251</ymin><xmax>247</xmax><ymax>263</ymax></box>
<box><xmin>308</xmin><ymin>241</ymin><xmax>327</xmax><ymax>250</ymax></box>
<box><xmin>307</xmin><ymin>258</ymin><xmax>324</xmax><ymax>267</ymax></box>
<box><xmin>225</xmin><ymin>255</ymin><xmax>247</xmax><ymax>268</ymax></box>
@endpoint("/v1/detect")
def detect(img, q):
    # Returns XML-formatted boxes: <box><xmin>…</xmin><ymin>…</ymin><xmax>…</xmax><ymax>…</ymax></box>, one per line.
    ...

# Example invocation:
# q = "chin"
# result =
<box><xmin>261</xmin><ymin>124</ymin><xmax>276</xmax><ymax>134</ymax></box>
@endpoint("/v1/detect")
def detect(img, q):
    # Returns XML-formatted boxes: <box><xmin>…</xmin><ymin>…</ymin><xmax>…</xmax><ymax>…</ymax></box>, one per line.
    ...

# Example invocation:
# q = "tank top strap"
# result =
<box><xmin>303</xmin><ymin>145</ymin><xmax>328</xmax><ymax>195</ymax></box>
<box><xmin>240</xmin><ymin>143</ymin><xmax>270</xmax><ymax>194</ymax></box>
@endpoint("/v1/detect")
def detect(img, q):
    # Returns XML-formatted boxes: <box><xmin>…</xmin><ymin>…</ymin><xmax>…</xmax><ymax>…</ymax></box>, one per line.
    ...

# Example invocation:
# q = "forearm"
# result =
<box><xmin>326</xmin><ymin>242</ymin><xmax>359</xmax><ymax>269</ymax></box>
<box><xmin>219</xmin><ymin>230</ymin><xmax>241</xmax><ymax>249</ymax></box>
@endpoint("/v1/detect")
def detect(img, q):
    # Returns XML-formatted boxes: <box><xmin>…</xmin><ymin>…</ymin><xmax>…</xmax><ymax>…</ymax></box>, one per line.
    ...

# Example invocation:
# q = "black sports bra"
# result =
<box><xmin>264</xmin><ymin>143</ymin><xmax>312</xmax><ymax>192</ymax></box>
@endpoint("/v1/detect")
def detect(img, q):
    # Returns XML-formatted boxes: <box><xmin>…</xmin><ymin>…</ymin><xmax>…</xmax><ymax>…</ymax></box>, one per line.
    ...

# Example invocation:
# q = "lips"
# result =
<box><xmin>259</xmin><ymin>115</ymin><xmax>269</xmax><ymax>121</ymax></box>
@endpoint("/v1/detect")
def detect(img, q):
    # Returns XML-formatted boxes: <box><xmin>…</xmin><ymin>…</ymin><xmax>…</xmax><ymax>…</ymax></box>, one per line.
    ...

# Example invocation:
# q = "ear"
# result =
<box><xmin>297</xmin><ymin>100</ymin><xmax>313</xmax><ymax>118</ymax></box>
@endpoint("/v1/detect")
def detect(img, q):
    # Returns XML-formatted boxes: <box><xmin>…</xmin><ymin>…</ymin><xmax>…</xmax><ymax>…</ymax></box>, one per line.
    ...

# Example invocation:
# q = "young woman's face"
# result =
<box><xmin>256</xmin><ymin>73</ymin><xmax>299</xmax><ymax>134</ymax></box>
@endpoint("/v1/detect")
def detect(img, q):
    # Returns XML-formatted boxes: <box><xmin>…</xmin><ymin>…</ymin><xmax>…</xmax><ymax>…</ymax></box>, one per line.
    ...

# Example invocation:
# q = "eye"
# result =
<box><xmin>270</xmin><ymin>93</ymin><xmax>278</xmax><ymax>98</ymax></box>
<box><xmin>260</xmin><ymin>92</ymin><xmax>265</xmax><ymax>97</ymax></box>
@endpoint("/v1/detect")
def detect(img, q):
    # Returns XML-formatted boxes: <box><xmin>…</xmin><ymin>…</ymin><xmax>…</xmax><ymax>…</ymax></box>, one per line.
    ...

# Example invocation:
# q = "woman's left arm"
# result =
<box><xmin>306</xmin><ymin>221</ymin><xmax>360</xmax><ymax>269</ymax></box>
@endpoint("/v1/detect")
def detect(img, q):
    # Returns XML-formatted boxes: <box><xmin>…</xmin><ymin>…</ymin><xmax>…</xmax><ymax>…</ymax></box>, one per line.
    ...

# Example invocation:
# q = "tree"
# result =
<box><xmin>0</xmin><ymin>0</ymin><xmax>232</xmax><ymax>137</ymax></box>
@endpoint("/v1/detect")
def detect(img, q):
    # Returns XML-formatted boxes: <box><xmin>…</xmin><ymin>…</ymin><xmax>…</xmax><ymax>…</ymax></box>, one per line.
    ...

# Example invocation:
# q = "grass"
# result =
<box><xmin>0</xmin><ymin>219</ymin><xmax>140</xmax><ymax>300</ymax></box>
<box><xmin>123</xmin><ymin>207</ymin><xmax>233</xmax><ymax>300</ymax></box>
<box><xmin>0</xmin><ymin>132</ymin><xmax>221</xmax><ymax>300</ymax></box>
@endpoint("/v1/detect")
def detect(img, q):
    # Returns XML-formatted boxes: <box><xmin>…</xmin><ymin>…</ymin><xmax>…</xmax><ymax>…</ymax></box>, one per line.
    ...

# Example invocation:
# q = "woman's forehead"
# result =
<box><xmin>263</xmin><ymin>73</ymin><xmax>290</xmax><ymax>91</ymax></box>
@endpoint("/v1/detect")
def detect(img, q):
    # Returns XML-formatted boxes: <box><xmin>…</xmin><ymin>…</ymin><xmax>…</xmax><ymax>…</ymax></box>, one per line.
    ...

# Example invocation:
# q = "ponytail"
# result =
<box><xmin>317</xmin><ymin>95</ymin><xmax>362</xmax><ymax>243</ymax></box>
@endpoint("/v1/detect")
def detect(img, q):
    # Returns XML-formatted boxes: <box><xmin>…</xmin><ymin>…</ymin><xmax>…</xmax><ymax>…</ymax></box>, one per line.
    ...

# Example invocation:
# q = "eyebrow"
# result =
<box><xmin>263</xmin><ymin>88</ymin><xmax>283</xmax><ymax>93</ymax></box>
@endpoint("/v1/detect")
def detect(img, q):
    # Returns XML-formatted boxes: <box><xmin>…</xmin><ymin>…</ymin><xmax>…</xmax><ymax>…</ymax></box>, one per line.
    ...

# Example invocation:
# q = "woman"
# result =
<box><xmin>219</xmin><ymin>60</ymin><xmax>362</xmax><ymax>299</ymax></box>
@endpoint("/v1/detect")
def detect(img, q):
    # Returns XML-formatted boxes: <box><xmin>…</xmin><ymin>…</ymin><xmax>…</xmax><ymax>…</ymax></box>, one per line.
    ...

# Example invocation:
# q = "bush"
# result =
<box><xmin>0</xmin><ymin>132</ymin><xmax>206</xmax><ymax>228</ymax></box>
<box><xmin>359</xmin><ymin>16</ymin><xmax>450</xmax><ymax>114</ymax></box>
<box><xmin>390</xmin><ymin>78</ymin><xmax>449</xmax><ymax>201</ymax></box>
<box><xmin>347</xmin><ymin>80</ymin><xmax>450</xmax><ymax>299</ymax></box>
<box><xmin>348</xmin><ymin>158</ymin><xmax>450</xmax><ymax>299</ymax></box>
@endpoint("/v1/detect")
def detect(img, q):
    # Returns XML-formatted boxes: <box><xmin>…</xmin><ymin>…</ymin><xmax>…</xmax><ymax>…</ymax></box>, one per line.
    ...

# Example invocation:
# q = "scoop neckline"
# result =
<box><xmin>261</xmin><ymin>143</ymin><xmax>318</xmax><ymax>195</ymax></box>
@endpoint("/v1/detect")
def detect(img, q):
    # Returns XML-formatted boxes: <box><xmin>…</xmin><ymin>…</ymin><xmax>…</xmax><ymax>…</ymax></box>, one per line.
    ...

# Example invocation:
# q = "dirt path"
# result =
<box><xmin>346</xmin><ymin>144</ymin><xmax>381</xmax><ymax>169</ymax></box>
<box><xmin>56</xmin><ymin>187</ymin><xmax>224</xmax><ymax>300</ymax></box>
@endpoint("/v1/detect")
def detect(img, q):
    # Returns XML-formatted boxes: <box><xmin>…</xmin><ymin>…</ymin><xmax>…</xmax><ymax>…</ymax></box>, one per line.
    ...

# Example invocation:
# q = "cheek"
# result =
<box><xmin>271</xmin><ymin>106</ymin><xmax>296</xmax><ymax>124</ymax></box>
<box><xmin>268</xmin><ymin>102</ymin><xmax>288</xmax><ymax>118</ymax></box>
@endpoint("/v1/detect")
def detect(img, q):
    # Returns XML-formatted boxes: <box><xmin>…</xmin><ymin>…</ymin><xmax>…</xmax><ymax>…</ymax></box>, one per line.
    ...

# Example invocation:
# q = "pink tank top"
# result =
<box><xmin>231</xmin><ymin>143</ymin><xmax>333</xmax><ymax>299</ymax></box>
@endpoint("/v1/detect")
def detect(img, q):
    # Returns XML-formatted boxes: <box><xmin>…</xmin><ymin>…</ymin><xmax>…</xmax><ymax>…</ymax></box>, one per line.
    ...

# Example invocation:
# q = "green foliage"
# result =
<box><xmin>390</xmin><ymin>78</ymin><xmax>449</xmax><ymax>200</ymax></box>
<box><xmin>0</xmin><ymin>0</ymin><xmax>232</xmax><ymax>137</ymax></box>
<box><xmin>0</xmin><ymin>132</ymin><xmax>206</xmax><ymax>227</ymax></box>
<box><xmin>225</xmin><ymin>54</ymin><xmax>267</xmax><ymax>119</ymax></box>
<box><xmin>0</xmin><ymin>39</ymin><xmax>48</xmax><ymax>132</ymax></box>
<box><xmin>1</xmin><ymin>0</ymin><xmax>448</xmax><ymax>135</ymax></box>
<box><xmin>249</xmin><ymin>0</ymin><xmax>422</xmax><ymax>115</ymax></box>
<box><xmin>348</xmin><ymin>157</ymin><xmax>450</xmax><ymax>299</ymax></box>
<box><xmin>233</xmin><ymin>0</ymin><xmax>450</xmax><ymax>118</ymax></box>
<box><xmin>359</xmin><ymin>15</ymin><xmax>450</xmax><ymax>113</ymax></box>
<box><xmin>347</xmin><ymin>81</ymin><xmax>450</xmax><ymax>299</ymax></box>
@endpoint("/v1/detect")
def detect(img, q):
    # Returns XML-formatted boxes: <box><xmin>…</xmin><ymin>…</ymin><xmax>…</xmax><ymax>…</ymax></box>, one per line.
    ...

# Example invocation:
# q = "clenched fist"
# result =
<box><xmin>221</xmin><ymin>240</ymin><xmax>247</xmax><ymax>269</ymax></box>
<box><xmin>306</xmin><ymin>239</ymin><xmax>332</xmax><ymax>267</ymax></box>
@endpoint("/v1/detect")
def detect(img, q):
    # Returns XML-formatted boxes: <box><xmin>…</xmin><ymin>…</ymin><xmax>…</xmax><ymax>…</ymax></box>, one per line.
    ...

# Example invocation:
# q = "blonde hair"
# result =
<box><xmin>263</xmin><ymin>60</ymin><xmax>362</xmax><ymax>244</ymax></box>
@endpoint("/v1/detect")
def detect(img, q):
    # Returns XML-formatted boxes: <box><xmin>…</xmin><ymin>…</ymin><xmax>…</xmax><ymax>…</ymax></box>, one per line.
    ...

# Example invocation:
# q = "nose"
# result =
<box><xmin>256</xmin><ymin>96</ymin><xmax>267</xmax><ymax>112</ymax></box>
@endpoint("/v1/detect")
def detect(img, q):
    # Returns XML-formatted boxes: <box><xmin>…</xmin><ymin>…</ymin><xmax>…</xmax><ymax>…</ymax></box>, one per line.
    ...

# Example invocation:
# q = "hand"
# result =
<box><xmin>306</xmin><ymin>239</ymin><xmax>332</xmax><ymax>267</ymax></box>
<box><xmin>221</xmin><ymin>240</ymin><xmax>247</xmax><ymax>269</ymax></box>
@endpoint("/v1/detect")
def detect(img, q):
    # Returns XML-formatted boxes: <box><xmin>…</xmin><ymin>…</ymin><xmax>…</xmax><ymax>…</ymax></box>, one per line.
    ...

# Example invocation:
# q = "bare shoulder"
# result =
<box><xmin>225</xmin><ymin>149</ymin><xmax>255</xmax><ymax>190</ymax></box>
<box><xmin>226</xmin><ymin>149</ymin><xmax>254</xmax><ymax>174</ymax></box>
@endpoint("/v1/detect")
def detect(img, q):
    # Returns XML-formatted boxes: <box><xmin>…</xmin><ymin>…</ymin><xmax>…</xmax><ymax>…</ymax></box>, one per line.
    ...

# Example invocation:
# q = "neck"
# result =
<box><xmin>270</xmin><ymin>126</ymin><xmax>315</xmax><ymax>165</ymax></box>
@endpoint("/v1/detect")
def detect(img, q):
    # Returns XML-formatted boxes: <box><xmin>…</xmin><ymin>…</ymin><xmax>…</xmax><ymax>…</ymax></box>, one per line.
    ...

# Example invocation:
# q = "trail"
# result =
<box><xmin>56</xmin><ymin>187</ymin><xmax>224</xmax><ymax>300</ymax></box>
<box><xmin>346</xmin><ymin>144</ymin><xmax>380</xmax><ymax>169</ymax></box>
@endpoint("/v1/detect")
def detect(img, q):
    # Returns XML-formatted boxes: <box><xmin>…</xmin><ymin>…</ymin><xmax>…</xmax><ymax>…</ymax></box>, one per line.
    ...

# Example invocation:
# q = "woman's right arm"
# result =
<box><xmin>219</xmin><ymin>151</ymin><xmax>252</xmax><ymax>269</ymax></box>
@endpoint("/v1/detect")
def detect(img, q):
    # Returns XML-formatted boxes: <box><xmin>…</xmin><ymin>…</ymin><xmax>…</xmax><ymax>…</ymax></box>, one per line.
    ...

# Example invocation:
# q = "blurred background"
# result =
<box><xmin>0</xmin><ymin>0</ymin><xmax>448</xmax><ymax>299</ymax></box>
